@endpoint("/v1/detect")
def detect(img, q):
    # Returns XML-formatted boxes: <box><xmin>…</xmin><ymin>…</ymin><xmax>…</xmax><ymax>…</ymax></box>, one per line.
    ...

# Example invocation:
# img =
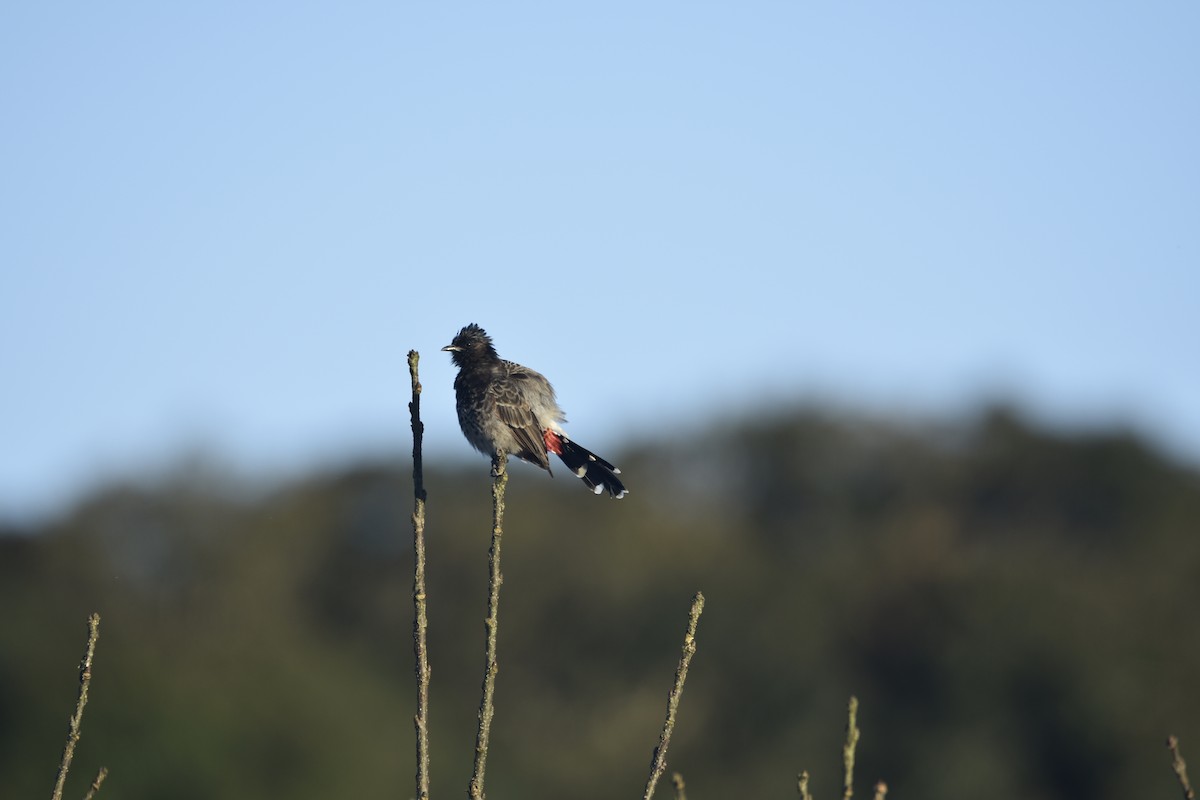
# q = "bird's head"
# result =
<box><xmin>442</xmin><ymin>323</ymin><xmax>498</xmax><ymax>366</ymax></box>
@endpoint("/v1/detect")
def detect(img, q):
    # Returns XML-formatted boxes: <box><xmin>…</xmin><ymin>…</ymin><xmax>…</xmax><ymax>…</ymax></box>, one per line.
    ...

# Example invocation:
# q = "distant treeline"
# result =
<box><xmin>2</xmin><ymin>404</ymin><xmax>1197</xmax><ymax>800</ymax></box>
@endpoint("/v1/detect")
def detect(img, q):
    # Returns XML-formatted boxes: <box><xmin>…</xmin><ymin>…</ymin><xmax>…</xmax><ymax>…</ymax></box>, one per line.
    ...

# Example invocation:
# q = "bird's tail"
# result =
<box><xmin>548</xmin><ymin>433</ymin><xmax>628</xmax><ymax>498</ymax></box>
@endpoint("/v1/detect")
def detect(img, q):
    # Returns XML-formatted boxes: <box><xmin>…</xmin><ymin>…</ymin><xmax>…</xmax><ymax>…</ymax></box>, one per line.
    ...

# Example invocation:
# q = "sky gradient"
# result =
<box><xmin>2</xmin><ymin>3</ymin><xmax>1197</xmax><ymax>519</ymax></box>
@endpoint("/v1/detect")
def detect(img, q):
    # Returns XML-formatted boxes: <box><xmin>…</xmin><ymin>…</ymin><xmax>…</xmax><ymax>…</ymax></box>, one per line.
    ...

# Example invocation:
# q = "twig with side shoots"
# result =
<box><xmin>50</xmin><ymin>613</ymin><xmax>101</xmax><ymax>800</ymax></box>
<box><xmin>799</xmin><ymin>698</ymin><xmax>881</xmax><ymax>800</ymax></box>
<box><xmin>642</xmin><ymin>591</ymin><xmax>706</xmax><ymax>800</ymax></box>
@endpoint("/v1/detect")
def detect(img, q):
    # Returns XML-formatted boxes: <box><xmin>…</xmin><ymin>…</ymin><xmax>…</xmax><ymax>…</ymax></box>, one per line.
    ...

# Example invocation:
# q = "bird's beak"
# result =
<box><xmin>442</xmin><ymin>344</ymin><xmax>460</xmax><ymax>352</ymax></box>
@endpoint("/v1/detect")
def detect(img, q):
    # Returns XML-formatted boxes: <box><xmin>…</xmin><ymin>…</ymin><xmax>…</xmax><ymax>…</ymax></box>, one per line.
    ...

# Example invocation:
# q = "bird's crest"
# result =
<box><xmin>453</xmin><ymin>323</ymin><xmax>491</xmax><ymax>347</ymax></box>
<box><xmin>444</xmin><ymin>323</ymin><xmax>499</xmax><ymax>364</ymax></box>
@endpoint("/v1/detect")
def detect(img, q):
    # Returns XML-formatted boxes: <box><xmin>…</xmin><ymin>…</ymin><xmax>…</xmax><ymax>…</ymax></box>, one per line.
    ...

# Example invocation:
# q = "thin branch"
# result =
<box><xmin>1169</xmin><ymin>735</ymin><xmax>1197</xmax><ymax>800</ymax></box>
<box><xmin>797</xmin><ymin>770</ymin><xmax>813</xmax><ymax>800</ymax></box>
<box><xmin>642</xmin><ymin>591</ymin><xmax>706</xmax><ymax>800</ymax></box>
<box><xmin>468</xmin><ymin>452</ymin><xmax>508</xmax><ymax>800</ymax></box>
<box><xmin>51</xmin><ymin>613</ymin><xmax>100</xmax><ymax>800</ymax></box>
<box><xmin>407</xmin><ymin>350</ymin><xmax>431</xmax><ymax>800</ymax></box>
<box><xmin>81</xmin><ymin>767</ymin><xmax>108</xmax><ymax>800</ymax></box>
<box><xmin>670</xmin><ymin>772</ymin><xmax>688</xmax><ymax>800</ymax></box>
<box><xmin>842</xmin><ymin>696</ymin><xmax>860</xmax><ymax>800</ymax></box>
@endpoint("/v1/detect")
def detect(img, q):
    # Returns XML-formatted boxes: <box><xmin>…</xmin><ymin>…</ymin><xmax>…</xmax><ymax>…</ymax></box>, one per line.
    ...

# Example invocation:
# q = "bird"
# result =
<box><xmin>442</xmin><ymin>323</ymin><xmax>627</xmax><ymax>498</ymax></box>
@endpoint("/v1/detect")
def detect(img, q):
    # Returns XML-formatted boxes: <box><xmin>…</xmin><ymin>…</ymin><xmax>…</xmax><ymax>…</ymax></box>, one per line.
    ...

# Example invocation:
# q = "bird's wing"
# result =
<box><xmin>492</xmin><ymin>368</ymin><xmax>552</xmax><ymax>470</ymax></box>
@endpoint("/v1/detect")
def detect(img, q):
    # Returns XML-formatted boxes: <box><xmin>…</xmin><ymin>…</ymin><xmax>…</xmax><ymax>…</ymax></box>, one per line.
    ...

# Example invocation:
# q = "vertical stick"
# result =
<box><xmin>81</xmin><ymin>767</ymin><xmax>109</xmax><ymax>800</ymax></box>
<box><xmin>797</xmin><ymin>770</ymin><xmax>813</xmax><ymax>800</ymax></box>
<box><xmin>1169</xmin><ymin>736</ymin><xmax>1196</xmax><ymax>800</ymax></box>
<box><xmin>842</xmin><ymin>696</ymin><xmax>860</xmax><ymax>800</ymax></box>
<box><xmin>51</xmin><ymin>613</ymin><xmax>100</xmax><ymax>800</ymax></box>
<box><xmin>642</xmin><ymin>591</ymin><xmax>706</xmax><ymax>800</ymax></box>
<box><xmin>671</xmin><ymin>772</ymin><xmax>688</xmax><ymax>800</ymax></box>
<box><xmin>407</xmin><ymin>351</ymin><xmax>432</xmax><ymax>800</ymax></box>
<box><xmin>469</xmin><ymin>452</ymin><xmax>508</xmax><ymax>800</ymax></box>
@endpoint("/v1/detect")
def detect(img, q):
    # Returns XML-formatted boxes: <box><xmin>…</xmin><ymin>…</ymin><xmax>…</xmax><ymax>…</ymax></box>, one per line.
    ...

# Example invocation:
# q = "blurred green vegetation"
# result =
<box><xmin>2</xmin><ymin>404</ymin><xmax>1198</xmax><ymax>799</ymax></box>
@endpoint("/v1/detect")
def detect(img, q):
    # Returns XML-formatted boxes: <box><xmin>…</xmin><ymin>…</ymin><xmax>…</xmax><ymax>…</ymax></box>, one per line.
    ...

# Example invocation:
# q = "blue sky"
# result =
<box><xmin>2</xmin><ymin>3</ymin><xmax>1197</xmax><ymax>519</ymax></box>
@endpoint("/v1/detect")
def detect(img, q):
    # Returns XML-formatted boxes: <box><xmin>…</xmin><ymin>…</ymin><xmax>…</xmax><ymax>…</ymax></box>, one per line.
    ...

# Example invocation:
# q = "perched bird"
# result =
<box><xmin>442</xmin><ymin>323</ymin><xmax>627</xmax><ymax>498</ymax></box>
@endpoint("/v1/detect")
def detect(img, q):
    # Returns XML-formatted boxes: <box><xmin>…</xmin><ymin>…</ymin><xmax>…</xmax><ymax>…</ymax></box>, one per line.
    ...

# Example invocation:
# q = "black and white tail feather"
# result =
<box><xmin>555</xmin><ymin>435</ymin><xmax>626</xmax><ymax>498</ymax></box>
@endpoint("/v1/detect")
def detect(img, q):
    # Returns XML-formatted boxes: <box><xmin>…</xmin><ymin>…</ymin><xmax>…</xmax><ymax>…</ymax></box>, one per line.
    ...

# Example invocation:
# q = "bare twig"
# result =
<box><xmin>468</xmin><ymin>452</ymin><xmax>508</xmax><ymax>800</ymax></box>
<box><xmin>407</xmin><ymin>350</ymin><xmax>432</xmax><ymax>800</ymax></box>
<box><xmin>81</xmin><ymin>767</ymin><xmax>108</xmax><ymax>800</ymax></box>
<box><xmin>842</xmin><ymin>696</ymin><xmax>860</xmax><ymax>800</ymax></box>
<box><xmin>671</xmin><ymin>772</ymin><xmax>688</xmax><ymax>800</ymax></box>
<box><xmin>797</xmin><ymin>770</ymin><xmax>813</xmax><ymax>800</ymax></box>
<box><xmin>51</xmin><ymin>613</ymin><xmax>100</xmax><ymax>800</ymax></box>
<box><xmin>1169</xmin><ymin>735</ymin><xmax>1196</xmax><ymax>800</ymax></box>
<box><xmin>800</xmin><ymin>698</ymin><xmax>879</xmax><ymax>800</ymax></box>
<box><xmin>642</xmin><ymin>591</ymin><xmax>706</xmax><ymax>800</ymax></box>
